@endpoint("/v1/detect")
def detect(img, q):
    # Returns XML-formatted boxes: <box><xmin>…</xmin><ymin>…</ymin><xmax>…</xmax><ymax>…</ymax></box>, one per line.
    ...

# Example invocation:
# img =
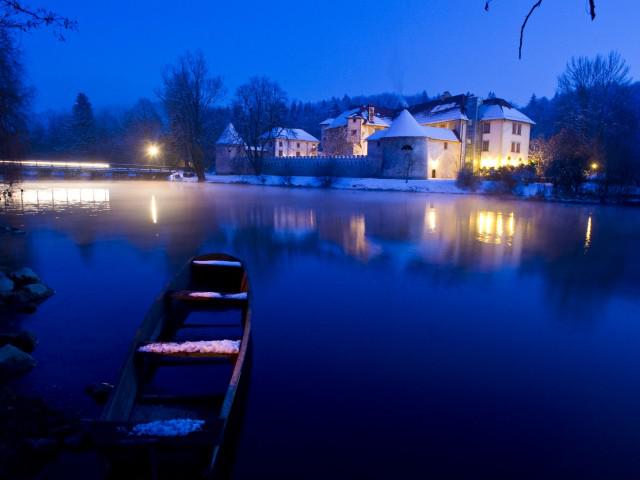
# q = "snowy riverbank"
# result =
<box><xmin>169</xmin><ymin>172</ymin><xmax>554</xmax><ymax>198</ymax></box>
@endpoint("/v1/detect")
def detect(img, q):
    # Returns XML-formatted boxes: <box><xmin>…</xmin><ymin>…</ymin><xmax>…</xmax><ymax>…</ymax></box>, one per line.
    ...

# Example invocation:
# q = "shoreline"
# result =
<box><xmin>176</xmin><ymin>173</ymin><xmax>637</xmax><ymax>206</ymax></box>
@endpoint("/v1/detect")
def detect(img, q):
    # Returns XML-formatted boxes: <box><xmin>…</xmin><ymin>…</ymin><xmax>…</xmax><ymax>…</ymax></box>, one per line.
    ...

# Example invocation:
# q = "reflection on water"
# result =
<box><xmin>273</xmin><ymin>207</ymin><xmax>315</xmax><ymax>234</ymax></box>
<box><xmin>2</xmin><ymin>186</ymin><xmax>110</xmax><ymax>214</ymax></box>
<box><xmin>150</xmin><ymin>195</ymin><xmax>158</xmax><ymax>224</ymax></box>
<box><xmin>585</xmin><ymin>215</ymin><xmax>592</xmax><ymax>252</ymax></box>
<box><xmin>3</xmin><ymin>181</ymin><xmax>640</xmax><ymax>479</ymax></box>
<box><xmin>475</xmin><ymin>210</ymin><xmax>516</xmax><ymax>245</ymax></box>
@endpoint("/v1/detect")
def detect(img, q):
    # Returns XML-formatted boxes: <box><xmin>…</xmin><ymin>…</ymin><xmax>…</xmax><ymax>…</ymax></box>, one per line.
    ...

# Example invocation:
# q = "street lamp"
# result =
<box><xmin>590</xmin><ymin>162</ymin><xmax>599</xmax><ymax>171</ymax></box>
<box><xmin>146</xmin><ymin>143</ymin><xmax>161</xmax><ymax>160</ymax></box>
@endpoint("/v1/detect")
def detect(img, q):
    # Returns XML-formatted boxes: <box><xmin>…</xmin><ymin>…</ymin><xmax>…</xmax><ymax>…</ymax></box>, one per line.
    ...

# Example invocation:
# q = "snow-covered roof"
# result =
<box><xmin>320</xmin><ymin>117</ymin><xmax>334</xmax><ymax>126</ymax></box>
<box><xmin>479</xmin><ymin>104</ymin><xmax>535</xmax><ymax>124</ymax></box>
<box><xmin>326</xmin><ymin>107</ymin><xmax>392</xmax><ymax>129</ymax></box>
<box><xmin>365</xmin><ymin>110</ymin><xmax>460</xmax><ymax>142</ymax></box>
<box><xmin>265</xmin><ymin>128</ymin><xmax>319</xmax><ymax>143</ymax></box>
<box><xmin>366</xmin><ymin>129</ymin><xmax>388</xmax><ymax>141</ymax></box>
<box><xmin>384</xmin><ymin>110</ymin><xmax>428</xmax><ymax>138</ymax></box>
<box><xmin>409</xmin><ymin>94</ymin><xmax>470</xmax><ymax>125</ymax></box>
<box><xmin>422</xmin><ymin>126</ymin><xmax>460</xmax><ymax>142</ymax></box>
<box><xmin>414</xmin><ymin>109</ymin><xmax>469</xmax><ymax>125</ymax></box>
<box><xmin>216</xmin><ymin>123</ymin><xmax>243</xmax><ymax>145</ymax></box>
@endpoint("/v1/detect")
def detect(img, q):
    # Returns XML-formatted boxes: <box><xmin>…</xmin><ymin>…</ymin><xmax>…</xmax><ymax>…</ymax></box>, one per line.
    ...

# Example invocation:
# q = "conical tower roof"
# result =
<box><xmin>384</xmin><ymin>110</ymin><xmax>428</xmax><ymax>138</ymax></box>
<box><xmin>216</xmin><ymin>123</ymin><xmax>243</xmax><ymax>145</ymax></box>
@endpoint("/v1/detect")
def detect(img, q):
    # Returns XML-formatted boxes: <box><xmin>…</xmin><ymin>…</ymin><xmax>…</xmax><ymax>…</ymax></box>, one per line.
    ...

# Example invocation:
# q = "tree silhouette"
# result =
<box><xmin>484</xmin><ymin>1</ymin><xmax>597</xmax><ymax>59</ymax></box>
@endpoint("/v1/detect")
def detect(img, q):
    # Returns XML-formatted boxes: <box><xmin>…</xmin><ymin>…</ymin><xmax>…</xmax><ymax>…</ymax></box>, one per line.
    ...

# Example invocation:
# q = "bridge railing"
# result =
<box><xmin>0</xmin><ymin>160</ymin><xmax>176</xmax><ymax>173</ymax></box>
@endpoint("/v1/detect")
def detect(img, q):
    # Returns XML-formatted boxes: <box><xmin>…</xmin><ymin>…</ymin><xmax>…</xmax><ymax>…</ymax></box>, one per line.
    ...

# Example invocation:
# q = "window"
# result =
<box><xmin>278</xmin><ymin>150</ymin><xmax>283</xmax><ymax>157</ymax></box>
<box><xmin>296</xmin><ymin>151</ymin><xmax>301</xmax><ymax>157</ymax></box>
<box><xmin>482</xmin><ymin>140</ymin><xmax>490</xmax><ymax>152</ymax></box>
<box><xmin>431</xmin><ymin>169</ymin><xmax>437</xmax><ymax>179</ymax></box>
<box><xmin>401</xmin><ymin>145</ymin><xmax>413</xmax><ymax>151</ymax></box>
<box><xmin>376</xmin><ymin>141</ymin><xmax>381</xmax><ymax>147</ymax></box>
<box><xmin>511</xmin><ymin>142</ymin><xmax>521</xmax><ymax>153</ymax></box>
<box><xmin>444</xmin><ymin>142</ymin><xmax>448</xmax><ymax>150</ymax></box>
<box><xmin>279</xmin><ymin>141</ymin><xmax>283</xmax><ymax>147</ymax></box>
<box><xmin>512</xmin><ymin>123</ymin><xmax>522</xmax><ymax>135</ymax></box>
<box><xmin>351</xmin><ymin>129</ymin><xmax>357</xmax><ymax>136</ymax></box>
<box><xmin>296</xmin><ymin>142</ymin><xmax>301</xmax><ymax>148</ymax></box>
<box><xmin>482</xmin><ymin>123</ymin><xmax>491</xmax><ymax>134</ymax></box>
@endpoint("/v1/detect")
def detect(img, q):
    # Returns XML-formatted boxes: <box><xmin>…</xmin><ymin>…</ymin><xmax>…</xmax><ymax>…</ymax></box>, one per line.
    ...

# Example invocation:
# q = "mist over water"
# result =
<box><xmin>2</xmin><ymin>180</ymin><xmax>640</xmax><ymax>479</ymax></box>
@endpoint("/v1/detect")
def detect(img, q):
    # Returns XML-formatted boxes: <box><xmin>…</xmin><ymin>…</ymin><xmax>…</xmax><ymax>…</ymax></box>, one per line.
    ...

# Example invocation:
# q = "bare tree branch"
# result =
<box><xmin>484</xmin><ymin>1</ymin><xmax>597</xmax><ymax>59</ymax></box>
<box><xmin>0</xmin><ymin>0</ymin><xmax>77</xmax><ymax>40</ymax></box>
<box><xmin>519</xmin><ymin>0</ymin><xmax>543</xmax><ymax>60</ymax></box>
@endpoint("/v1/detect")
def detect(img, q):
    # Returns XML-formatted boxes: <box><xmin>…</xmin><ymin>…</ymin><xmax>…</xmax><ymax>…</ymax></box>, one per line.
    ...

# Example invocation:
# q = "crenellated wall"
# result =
<box><xmin>215</xmin><ymin>142</ymin><xmax>461</xmax><ymax>179</ymax></box>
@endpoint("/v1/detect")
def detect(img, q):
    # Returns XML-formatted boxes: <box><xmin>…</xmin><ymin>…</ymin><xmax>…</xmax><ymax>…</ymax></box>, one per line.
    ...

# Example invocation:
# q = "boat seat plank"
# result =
<box><xmin>137</xmin><ymin>353</ymin><xmax>236</xmax><ymax>367</ymax></box>
<box><xmin>136</xmin><ymin>393</ymin><xmax>226</xmax><ymax>405</ymax></box>
<box><xmin>169</xmin><ymin>290</ymin><xmax>247</xmax><ymax>304</ymax></box>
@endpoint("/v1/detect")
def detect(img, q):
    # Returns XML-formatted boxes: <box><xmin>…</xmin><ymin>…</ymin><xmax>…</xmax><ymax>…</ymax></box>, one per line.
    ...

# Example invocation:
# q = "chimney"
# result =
<box><xmin>368</xmin><ymin>105</ymin><xmax>375</xmax><ymax>122</ymax></box>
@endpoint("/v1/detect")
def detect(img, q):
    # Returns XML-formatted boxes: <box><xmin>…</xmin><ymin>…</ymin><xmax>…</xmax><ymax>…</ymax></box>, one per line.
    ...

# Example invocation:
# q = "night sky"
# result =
<box><xmin>17</xmin><ymin>0</ymin><xmax>640</xmax><ymax>111</ymax></box>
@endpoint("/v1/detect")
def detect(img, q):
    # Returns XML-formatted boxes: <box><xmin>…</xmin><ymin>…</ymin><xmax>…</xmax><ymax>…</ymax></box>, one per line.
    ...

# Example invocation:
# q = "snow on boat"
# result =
<box><xmin>93</xmin><ymin>253</ymin><xmax>251</xmax><ymax>478</ymax></box>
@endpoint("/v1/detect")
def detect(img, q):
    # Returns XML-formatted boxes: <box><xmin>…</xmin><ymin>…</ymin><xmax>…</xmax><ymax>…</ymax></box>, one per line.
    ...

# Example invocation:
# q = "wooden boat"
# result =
<box><xmin>93</xmin><ymin>253</ymin><xmax>251</xmax><ymax>478</ymax></box>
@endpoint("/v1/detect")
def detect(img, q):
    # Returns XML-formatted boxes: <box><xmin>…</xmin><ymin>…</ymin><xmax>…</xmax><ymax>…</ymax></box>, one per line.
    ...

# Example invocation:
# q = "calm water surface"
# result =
<box><xmin>2</xmin><ymin>180</ymin><xmax>640</xmax><ymax>479</ymax></box>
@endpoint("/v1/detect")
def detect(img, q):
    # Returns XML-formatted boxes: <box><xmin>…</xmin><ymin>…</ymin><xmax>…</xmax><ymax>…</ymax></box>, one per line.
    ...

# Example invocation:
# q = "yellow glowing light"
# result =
<box><xmin>476</xmin><ymin>210</ymin><xmax>516</xmax><ymax>245</ymax></box>
<box><xmin>150</xmin><ymin>195</ymin><xmax>158</xmax><ymax>224</ymax></box>
<box><xmin>508</xmin><ymin>212</ymin><xmax>515</xmax><ymax>238</ymax></box>
<box><xmin>590</xmin><ymin>162</ymin><xmax>599</xmax><ymax>171</ymax></box>
<box><xmin>584</xmin><ymin>216</ymin><xmax>592</xmax><ymax>250</ymax></box>
<box><xmin>428</xmin><ymin>208</ymin><xmax>437</xmax><ymax>233</ymax></box>
<box><xmin>147</xmin><ymin>144</ymin><xmax>161</xmax><ymax>158</ymax></box>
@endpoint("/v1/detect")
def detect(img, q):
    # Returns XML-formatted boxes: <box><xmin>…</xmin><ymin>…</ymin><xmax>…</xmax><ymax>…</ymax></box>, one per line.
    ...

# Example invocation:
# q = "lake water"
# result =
<box><xmin>2</xmin><ymin>180</ymin><xmax>640</xmax><ymax>479</ymax></box>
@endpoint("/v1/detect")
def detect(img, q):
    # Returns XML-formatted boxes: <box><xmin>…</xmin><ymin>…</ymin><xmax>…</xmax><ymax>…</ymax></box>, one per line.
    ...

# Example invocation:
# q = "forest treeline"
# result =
<box><xmin>2</xmin><ymin>25</ymin><xmax>640</xmax><ymax>187</ymax></box>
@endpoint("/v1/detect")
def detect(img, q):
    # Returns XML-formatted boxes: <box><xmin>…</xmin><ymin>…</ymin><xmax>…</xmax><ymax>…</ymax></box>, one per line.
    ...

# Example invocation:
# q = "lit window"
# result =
<box><xmin>431</xmin><ymin>169</ymin><xmax>437</xmax><ymax>178</ymax></box>
<box><xmin>483</xmin><ymin>123</ymin><xmax>491</xmax><ymax>134</ymax></box>
<box><xmin>512</xmin><ymin>123</ymin><xmax>522</xmax><ymax>135</ymax></box>
<box><xmin>482</xmin><ymin>140</ymin><xmax>490</xmax><ymax>152</ymax></box>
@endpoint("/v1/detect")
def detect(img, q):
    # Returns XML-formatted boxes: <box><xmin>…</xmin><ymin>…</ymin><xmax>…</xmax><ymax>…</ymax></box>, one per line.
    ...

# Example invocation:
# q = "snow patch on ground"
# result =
<box><xmin>139</xmin><ymin>340</ymin><xmax>241</xmax><ymax>355</ymax></box>
<box><xmin>168</xmin><ymin>171</ymin><xmax>556</xmax><ymax>199</ymax></box>
<box><xmin>187</xmin><ymin>291</ymin><xmax>247</xmax><ymax>300</ymax></box>
<box><xmin>130</xmin><ymin>418</ymin><xmax>205</xmax><ymax>437</ymax></box>
<box><xmin>192</xmin><ymin>260</ymin><xmax>242</xmax><ymax>267</ymax></box>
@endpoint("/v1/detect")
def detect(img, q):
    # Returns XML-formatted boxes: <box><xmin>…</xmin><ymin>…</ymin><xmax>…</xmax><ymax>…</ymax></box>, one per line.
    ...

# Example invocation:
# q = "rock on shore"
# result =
<box><xmin>0</xmin><ymin>344</ymin><xmax>36</xmax><ymax>377</ymax></box>
<box><xmin>0</xmin><ymin>267</ymin><xmax>54</xmax><ymax>312</ymax></box>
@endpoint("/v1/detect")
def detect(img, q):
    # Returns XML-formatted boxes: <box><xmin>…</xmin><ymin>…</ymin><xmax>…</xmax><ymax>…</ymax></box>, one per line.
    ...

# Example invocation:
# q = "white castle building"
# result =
<box><xmin>214</xmin><ymin>93</ymin><xmax>535</xmax><ymax>180</ymax></box>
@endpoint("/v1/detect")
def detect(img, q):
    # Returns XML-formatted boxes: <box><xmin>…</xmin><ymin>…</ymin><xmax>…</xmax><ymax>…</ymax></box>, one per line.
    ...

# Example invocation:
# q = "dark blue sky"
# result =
<box><xmin>18</xmin><ymin>0</ymin><xmax>640</xmax><ymax>112</ymax></box>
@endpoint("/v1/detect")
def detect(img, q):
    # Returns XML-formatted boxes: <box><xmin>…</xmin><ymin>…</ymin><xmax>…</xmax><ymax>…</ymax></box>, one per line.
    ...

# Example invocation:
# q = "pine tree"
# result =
<box><xmin>71</xmin><ymin>92</ymin><xmax>96</xmax><ymax>155</ymax></box>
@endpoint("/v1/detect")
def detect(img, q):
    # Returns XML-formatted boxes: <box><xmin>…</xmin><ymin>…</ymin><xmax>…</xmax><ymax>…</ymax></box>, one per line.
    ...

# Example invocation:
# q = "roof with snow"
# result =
<box><xmin>325</xmin><ymin>106</ymin><xmax>392</xmax><ymax>129</ymax></box>
<box><xmin>264</xmin><ymin>128</ymin><xmax>319</xmax><ymax>143</ymax></box>
<box><xmin>216</xmin><ymin>123</ymin><xmax>244</xmax><ymax>145</ymax></box>
<box><xmin>409</xmin><ymin>94</ymin><xmax>470</xmax><ymax>125</ymax></box>
<box><xmin>365</xmin><ymin>110</ymin><xmax>460</xmax><ymax>142</ymax></box>
<box><xmin>479</xmin><ymin>100</ymin><xmax>535</xmax><ymax>124</ymax></box>
<box><xmin>385</xmin><ymin>110</ymin><xmax>429</xmax><ymax>138</ymax></box>
<box><xmin>320</xmin><ymin>118</ymin><xmax>334</xmax><ymax>126</ymax></box>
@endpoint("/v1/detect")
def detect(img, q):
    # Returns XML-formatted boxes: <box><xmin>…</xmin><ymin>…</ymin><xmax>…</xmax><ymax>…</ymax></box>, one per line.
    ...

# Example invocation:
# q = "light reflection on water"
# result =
<box><xmin>2</xmin><ymin>186</ymin><xmax>111</xmax><ymax>214</ymax></box>
<box><xmin>2</xmin><ymin>180</ymin><xmax>640</xmax><ymax>479</ymax></box>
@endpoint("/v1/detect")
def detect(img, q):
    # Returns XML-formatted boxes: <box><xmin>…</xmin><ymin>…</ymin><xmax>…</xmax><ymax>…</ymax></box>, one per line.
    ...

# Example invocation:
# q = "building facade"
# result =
<box><xmin>263</xmin><ymin>128</ymin><xmax>319</xmax><ymax>157</ymax></box>
<box><xmin>367</xmin><ymin>110</ymin><xmax>462</xmax><ymax>179</ymax></box>
<box><xmin>321</xmin><ymin>106</ymin><xmax>392</xmax><ymax>156</ymax></box>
